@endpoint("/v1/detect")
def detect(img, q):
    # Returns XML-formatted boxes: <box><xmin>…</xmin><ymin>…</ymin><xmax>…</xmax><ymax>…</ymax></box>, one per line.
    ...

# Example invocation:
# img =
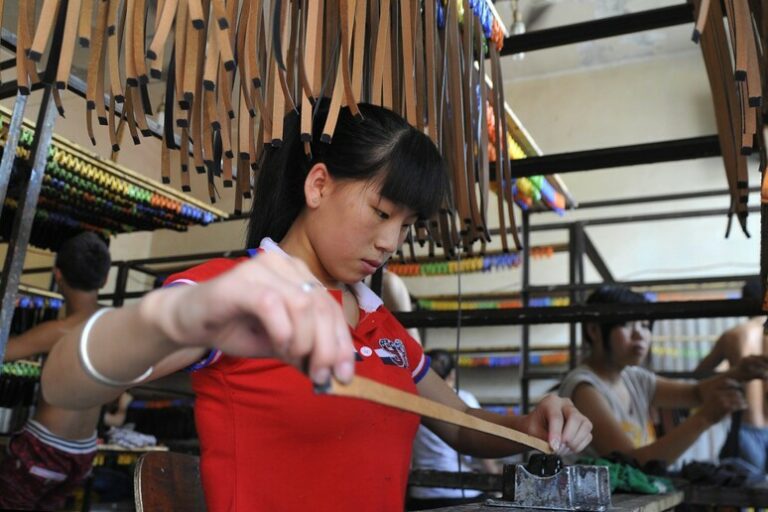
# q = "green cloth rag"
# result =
<box><xmin>577</xmin><ymin>457</ymin><xmax>674</xmax><ymax>495</ymax></box>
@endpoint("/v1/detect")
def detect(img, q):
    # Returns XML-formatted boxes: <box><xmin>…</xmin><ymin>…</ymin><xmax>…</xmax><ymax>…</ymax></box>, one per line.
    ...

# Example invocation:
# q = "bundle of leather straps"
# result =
<box><xmin>18</xmin><ymin>0</ymin><xmax>526</xmax><ymax>257</ymax></box>
<box><xmin>691</xmin><ymin>0</ymin><xmax>767</xmax><ymax>237</ymax></box>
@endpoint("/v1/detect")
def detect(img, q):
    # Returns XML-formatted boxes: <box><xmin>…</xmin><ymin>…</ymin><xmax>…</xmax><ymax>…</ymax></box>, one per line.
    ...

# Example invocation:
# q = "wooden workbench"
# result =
<box><xmin>417</xmin><ymin>490</ymin><xmax>685</xmax><ymax>512</ymax></box>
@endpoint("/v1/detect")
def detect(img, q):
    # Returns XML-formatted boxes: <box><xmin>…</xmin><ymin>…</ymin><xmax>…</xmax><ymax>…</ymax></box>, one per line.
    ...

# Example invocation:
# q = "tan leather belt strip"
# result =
<box><xmin>399</xmin><ymin>0</ymin><xmax>416</xmax><ymax>125</ymax></box>
<box><xmin>133</xmin><ymin>0</ymin><xmax>149</xmax><ymax>84</ymax></box>
<box><xmin>86</xmin><ymin>0</ymin><xmax>108</xmax><ymax>138</ymax></box>
<box><xmin>424</xmin><ymin>0</ymin><xmax>438</xmax><ymax>143</ymax></box>
<box><xmin>124</xmin><ymin>0</ymin><xmax>139</xmax><ymax>86</ymax></box>
<box><xmin>78</xmin><ymin>0</ymin><xmax>92</xmax><ymax>47</ymax></box>
<box><xmin>106</xmin><ymin>0</ymin><xmax>124</xmax><ymax>102</ymax></box>
<box><xmin>148</xmin><ymin>0</ymin><xmax>178</xmax><ymax>78</ymax></box>
<box><xmin>187</xmin><ymin>0</ymin><xmax>205</xmax><ymax>29</ymax></box>
<box><xmin>55</xmin><ymin>0</ymin><xmax>80</xmax><ymax>94</ymax></box>
<box><xmin>351</xmin><ymin>0</ymin><xmax>367</xmax><ymax>103</ymax></box>
<box><xmin>299</xmin><ymin>0</ymin><xmax>317</xmax><ymax>148</ymax></box>
<box><xmin>29</xmin><ymin>0</ymin><xmax>60</xmax><ymax>61</ymax></box>
<box><xmin>370</xmin><ymin>0</ymin><xmax>389</xmax><ymax>106</ymax></box>
<box><xmin>16</xmin><ymin>0</ymin><xmax>32</xmax><ymax>94</ymax></box>
<box><xmin>327</xmin><ymin>376</ymin><xmax>552</xmax><ymax>453</ymax></box>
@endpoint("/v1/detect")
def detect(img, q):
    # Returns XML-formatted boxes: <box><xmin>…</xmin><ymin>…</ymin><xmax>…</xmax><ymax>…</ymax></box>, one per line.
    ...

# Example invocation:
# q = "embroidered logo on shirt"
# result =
<box><xmin>375</xmin><ymin>339</ymin><xmax>409</xmax><ymax>368</ymax></box>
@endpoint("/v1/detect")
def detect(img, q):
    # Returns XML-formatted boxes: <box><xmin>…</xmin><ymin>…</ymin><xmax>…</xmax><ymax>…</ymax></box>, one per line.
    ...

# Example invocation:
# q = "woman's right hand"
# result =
<box><xmin>143</xmin><ymin>251</ymin><xmax>356</xmax><ymax>385</ymax></box>
<box><xmin>697</xmin><ymin>378</ymin><xmax>748</xmax><ymax>425</ymax></box>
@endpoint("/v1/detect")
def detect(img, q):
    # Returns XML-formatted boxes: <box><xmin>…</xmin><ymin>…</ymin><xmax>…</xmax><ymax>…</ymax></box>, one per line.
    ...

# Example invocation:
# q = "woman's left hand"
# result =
<box><xmin>520</xmin><ymin>394</ymin><xmax>593</xmax><ymax>455</ymax></box>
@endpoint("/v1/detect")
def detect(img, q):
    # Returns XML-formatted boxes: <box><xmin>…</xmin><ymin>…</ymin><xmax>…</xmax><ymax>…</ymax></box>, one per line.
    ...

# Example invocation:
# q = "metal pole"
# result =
<box><xmin>112</xmin><ymin>264</ymin><xmax>131</xmax><ymax>307</ymax></box>
<box><xmin>0</xmin><ymin>90</ymin><xmax>58</xmax><ymax>361</ymax></box>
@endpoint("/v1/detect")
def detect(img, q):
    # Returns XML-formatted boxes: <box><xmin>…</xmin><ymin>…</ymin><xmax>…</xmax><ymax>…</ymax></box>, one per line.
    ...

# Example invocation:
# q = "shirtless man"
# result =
<box><xmin>696</xmin><ymin>278</ymin><xmax>768</xmax><ymax>472</ymax></box>
<box><xmin>0</xmin><ymin>232</ymin><xmax>111</xmax><ymax>511</ymax></box>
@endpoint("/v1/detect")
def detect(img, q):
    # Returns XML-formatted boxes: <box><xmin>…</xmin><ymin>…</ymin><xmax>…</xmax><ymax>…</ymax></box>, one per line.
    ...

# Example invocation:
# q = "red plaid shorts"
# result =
<box><xmin>0</xmin><ymin>420</ymin><xmax>96</xmax><ymax>511</ymax></box>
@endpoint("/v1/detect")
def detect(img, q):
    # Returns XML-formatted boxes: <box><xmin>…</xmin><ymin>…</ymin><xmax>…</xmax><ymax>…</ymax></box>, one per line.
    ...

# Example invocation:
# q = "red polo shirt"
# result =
<box><xmin>165</xmin><ymin>240</ymin><xmax>428</xmax><ymax>511</ymax></box>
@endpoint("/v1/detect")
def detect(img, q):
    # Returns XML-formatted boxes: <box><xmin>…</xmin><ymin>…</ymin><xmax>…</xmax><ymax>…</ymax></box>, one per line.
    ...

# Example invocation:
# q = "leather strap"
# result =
<box><xmin>489</xmin><ymin>45</ymin><xmax>508</xmax><ymax>253</ymax></box>
<box><xmin>78</xmin><ymin>0</ymin><xmax>92</xmax><ymax>47</ymax></box>
<box><xmin>300</xmin><ymin>0</ymin><xmax>317</xmax><ymax>146</ymax></box>
<box><xmin>424</xmin><ymin>0</ymin><xmax>438</xmax><ymax>142</ymax></box>
<box><xmin>161</xmin><ymin>138</ymin><xmax>171</xmax><ymax>184</ymax></box>
<box><xmin>86</xmin><ymin>0</ymin><xmax>108</xmax><ymax>121</ymax></box>
<box><xmin>187</xmin><ymin>0</ymin><xmax>205</xmax><ymax>29</ymax></box>
<box><xmin>326</xmin><ymin>376</ymin><xmax>552</xmax><ymax>453</ymax></box>
<box><xmin>731</xmin><ymin>0</ymin><xmax>749</xmax><ymax>81</ymax></box>
<box><xmin>235</xmin><ymin>0</ymin><xmax>256</xmax><ymax>117</ymax></box>
<box><xmin>55</xmin><ymin>0</ymin><xmax>81</xmax><ymax>93</ymax></box>
<box><xmin>399</xmin><ymin>0</ymin><xmax>416</xmax><ymax>125</ymax></box>
<box><xmin>16</xmin><ymin>0</ymin><xmax>31</xmax><ymax>94</ymax></box>
<box><xmin>371</xmin><ymin>0</ymin><xmax>390</xmax><ymax>106</ymax></box>
<box><xmin>29</xmin><ymin>0</ymin><xmax>60</xmax><ymax>61</ymax></box>
<box><xmin>124</xmin><ymin>0</ymin><xmax>138</xmax><ymax>86</ymax></box>
<box><xmin>461</xmin><ymin>0</ymin><xmax>482</xmax><ymax>242</ymax></box>
<box><xmin>412</xmin><ymin>0</ymin><xmax>425</xmax><ymax>131</ymax></box>
<box><xmin>339</xmin><ymin>0</ymin><xmax>361</xmax><ymax>119</ymax></box>
<box><xmin>180</xmin><ymin>127</ymin><xmax>191</xmax><ymax>191</ymax></box>
<box><xmin>492</xmin><ymin>45</ymin><xmax>522</xmax><ymax>250</ymax></box>
<box><xmin>132</xmin><ymin>0</ymin><xmax>149</xmax><ymax>84</ymax></box>
<box><xmin>107</xmin><ymin>0</ymin><xmax>124</xmax><ymax>102</ymax></box>
<box><xmin>123</xmin><ymin>88</ymin><xmax>141</xmax><ymax>145</ymax></box>
<box><xmin>107</xmin><ymin>93</ymin><xmax>119</xmax><ymax>150</ymax></box>
<box><xmin>692</xmin><ymin>0</ymin><xmax>711</xmax><ymax>42</ymax></box>
<box><xmin>351</xmin><ymin>0</ymin><xmax>367</xmax><ymax>103</ymax></box>
<box><xmin>147</xmin><ymin>0</ymin><xmax>177</xmax><ymax>78</ymax></box>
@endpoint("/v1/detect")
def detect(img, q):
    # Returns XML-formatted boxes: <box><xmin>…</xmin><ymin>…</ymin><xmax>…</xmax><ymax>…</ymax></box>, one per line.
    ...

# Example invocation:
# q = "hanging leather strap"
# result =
<box><xmin>122</xmin><ymin>88</ymin><xmax>141</xmax><ymax>144</ymax></box>
<box><xmin>107</xmin><ymin>93</ymin><xmax>119</xmax><ymax>150</ymax></box>
<box><xmin>489</xmin><ymin>45</ymin><xmax>508</xmax><ymax>253</ymax></box>
<box><xmin>371</xmin><ymin>0</ymin><xmax>391</xmax><ymax>106</ymax></box>
<box><xmin>731</xmin><ymin>0</ymin><xmax>749</xmax><ymax>81</ymax></box>
<box><xmin>147</xmin><ymin>0</ymin><xmax>178</xmax><ymax>78</ymax></box>
<box><xmin>339</xmin><ymin>0</ymin><xmax>361</xmax><ymax>119</ymax></box>
<box><xmin>424</xmin><ymin>0</ymin><xmax>438</xmax><ymax>143</ymax></box>
<box><xmin>124</xmin><ymin>0</ymin><xmax>139</xmax><ymax>86</ymax></box>
<box><xmin>235</xmin><ymin>0</ymin><xmax>256</xmax><ymax>116</ymax></box>
<box><xmin>187</xmin><ymin>0</ymin><xmax>205</xmax><ymax>29</ymax></box>
<box><xmin>351</xmin><ymin>0</ymin><xmax>367</xmax><ymax>103</ymax></box>
<box><xmin>496</xmin><ymin>52</ymin><xmax>522</xmax><ymax>251</ymax></box>
<box><xmin>297</xmin><ymin>0</ymin><xmax>313</xmax><ymax>148</ymax></box>
<box><xmin>212</xmin><ymin>0</ymin><xmax>236</xmax><ymax>71</ymax></box>
<box><xmin>55</xmin><ymin>0</ymin><xmax>81</xmax><ymax>94</ymax></box>
<box><xmin>78</xmin><ymin>0</ymin><xmax>92</xmax><ymax>47</ymax></box>
<box><xmin>412</xmin><ymin>0</ymin><xmax>425</xmax><ymax>131</ymax></box>
<box><xmin>86</xmin><ymin>0</ymin><xmax>108</xmax><ymax>122</ymax></box>
<box><xmin>180</xmin><ymin>127</ymin><xmax>191</xmax><ymax>191</ymax></box>
<box><xmin>29</xmin><ymin>0</ymin><xmax>60</xmax><ymax>61</ymax></box>
<box><xmin>399</xmin><ymin>0</ymin><xmax>416</xmax><ymax>125</ymax></box>
<box><xmin>460</xmin><ymin>0</ymin><xmax>481</xmax><ymax>244</ymax></box>
<box><xmin>107</xmin><ymin>0</ymin><xmax>124</xmax><ymax>102</ymax></box>
<box><xmin>132</xmin><ymin>0</ymin><xmax>149</xmax><ymax>84</ymax></box>
<box><xmin>692</xmin><ymin>0</ymin><xmax>711</xmax><ymax>42</ymax></box>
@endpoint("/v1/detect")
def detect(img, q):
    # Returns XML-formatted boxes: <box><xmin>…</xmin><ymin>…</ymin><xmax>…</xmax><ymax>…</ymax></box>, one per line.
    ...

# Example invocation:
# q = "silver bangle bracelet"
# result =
<box><xmin>78</xmin><ymin>307</ymin><xmax>154</xmax><ymax>387</ymax></box>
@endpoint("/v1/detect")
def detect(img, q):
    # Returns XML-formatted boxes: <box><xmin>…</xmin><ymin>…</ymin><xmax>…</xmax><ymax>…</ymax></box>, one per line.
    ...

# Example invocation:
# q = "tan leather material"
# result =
<box><xmin>29</xmin><ymin>0</ymin><xmax>61</xmax><ymax>62</ymax></box>
<box><xmin>187</xmin><ymin>0</ymin><xmax>205</xmax><ymax>29</ymax></box>
<box><xmin>86</xmin><ymin>0</ymin><xmax>108</xmax><ymax>114</ymax></box>
<box><xmin>399</xmin><ymin>0</ymin><xmax>416</xmax><ymax>125</ymax></box>
<box><xmin>489</xmin><ymin>45</ymin><xmax>508</xmax><ymax>253</ymax></box>
<box><xmin>424</xmin><ymin>0</ymin><xmax>438</xmax><ymax>143</ymax></box>
<box><xmin>300</xmin><ymin>0</ymin><xmax>318</xmax><ymax>144</ymax></box>
<box><xmin>123</xmin><ymin>88</ymin><xmax>141</xmax><ymax>145</ymax></box>
<box><xmin>78</xmin><ymin>0</ymin><xmax>92</xmax><ymax>47</ymax></box>
<box><xmin>148</xmin><ymin>0</ymin><xmax>178</xmax><ymax>77</ymax></box>
<box><xmin>412</xmin><ymin>0</ymin><xmax>425</xmax><ymax>131</ymax></box>
<box><xmin>16</xmin><ymin>0</ymin><xmax>32</xmax><ymax>94</ymax></box>
<box><xmin>351</xmin><ymin>0</ymin><xmax>367</xmax><ymax>103</ymax></box>
<box><xmin>107</xmin><ymin>0</ymin><xmax>125</xmax><ymax>102</ymax></box>
<box><xmin>339</xmin><ymin>0</ymin><xmax>362</xmax><ymax>118</ymax></box>
<box><xmin>731</xmin><ymin>0</ymin><xmax>749</xmax><ymax>80</ymax></box>
<box><xmin>124</xmin><ymin>0</ymin><xmax>138</xmax><ymax>85</ymax></box>
<box><xmin>132</xmin><ymin>0</ymin><xmax>149</xmax><ymax>84</ymax></box>
<box><xmin>55</xmin><ymin>0</ymin><xmax>81</xmax><ymax>93</ymax></box>
<box><xmin>371</xmin><ymin>0</ymin><xmax>391</xmax><ymax>106</ymax></box>
<box><xmin>161</xmin><ymin>137</ymin><xmax>172</xmax><ymax>184</ymax></box>
<box><xmin>180</xmin><ymin>127</ymin><xmax>191</xmax><ymax>189</ymax></box>
<box><xmin>692</xmin><ymin>0</ymin><xmax>711</xmax><ymax>42</ymax></box>
<box><xmin>107</xmin><ymin>94</ymin><xmax>120</xmax><ymax>151</ymax></box>
<box><xmin>326</xmin><ymin>376</ymin><xmax>551</xmax><ymax>452</ymax></box>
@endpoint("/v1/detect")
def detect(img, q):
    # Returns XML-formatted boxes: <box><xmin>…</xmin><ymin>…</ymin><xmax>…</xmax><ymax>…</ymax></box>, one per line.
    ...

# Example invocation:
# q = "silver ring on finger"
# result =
<box><xmin>300</xmin><ymin>281</ymin><xmax>321</xmax><ymax>293</ymax></box>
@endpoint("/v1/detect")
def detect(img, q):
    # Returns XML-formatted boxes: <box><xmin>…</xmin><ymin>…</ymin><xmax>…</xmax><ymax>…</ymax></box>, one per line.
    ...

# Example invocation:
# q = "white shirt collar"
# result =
<box><xmin>258</xmin><ymin>237</ymin><xmax>383</xmax><ymax>313</ymax></box>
